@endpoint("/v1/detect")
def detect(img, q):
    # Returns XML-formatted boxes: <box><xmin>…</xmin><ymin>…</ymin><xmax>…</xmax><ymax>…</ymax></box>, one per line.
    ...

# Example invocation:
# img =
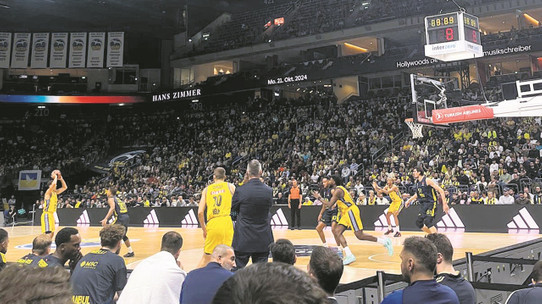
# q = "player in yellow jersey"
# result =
<box><xmin>313</xmin><ymin>176</ymin><xmax>393</xmax><ymax>265</ymax></box>
<box><xmin>197</xmin><ymin>167</ymin><xmax>235</xmax><ymax>268</ymax></box>
<box><xmin>373</xmin><ymin>177</ymin><xmax>403</xmax><ymax>237</ymax></box>
<box><xmin>42</xmin><ymin>170</ymin><xmax>67</xmax><ymax>238</ymax></box>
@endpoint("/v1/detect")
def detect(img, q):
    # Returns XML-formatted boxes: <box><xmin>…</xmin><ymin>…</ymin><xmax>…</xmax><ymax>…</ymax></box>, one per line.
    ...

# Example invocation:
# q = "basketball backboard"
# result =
<box><xmin>410</xmin><ymin>74</ymin><xmax>453</xmax><ymax>128</ymax></box>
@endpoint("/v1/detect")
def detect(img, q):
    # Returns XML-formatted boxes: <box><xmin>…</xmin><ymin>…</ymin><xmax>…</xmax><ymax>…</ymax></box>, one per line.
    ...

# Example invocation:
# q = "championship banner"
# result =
<box><xmin>30</xmin><ymin>33</ymin><xmax>49</xmax><ymax>68</ymax></box>
<box><xmin>49</xmin><ymin>33</ymin><xmax>68</xmax><ymax>68</ymax></box>
<box><xmin>0</xmin><ymin>32</ymin><xmax>11</xmax><ymax>68</ymax></box>
<box><xmin>69</xmin><ymin>32</ymin><xmax>87</xmax><ymax>68</ymax></box>
<box><xmin>10</xmin><ymin>33</ymin><xmax>31</xmax><ymax>68</ymax></box>
<box><xmin>432</xmin><ymin>105</ymin><xmax>494</xmax><ymax>124</ymax></box>
<box><xmin>18</xmin><ymin>170</ymin><xmax>42</xmax><ymax>191</ymax></box>
<box><xmin>86</xmin><ymin>32</ymin><xmax>105</xmax><ymax>68</ymax></box>
<box><xmin>106</xmin><ymin>32</ymin><xmax>124</xmax><ymax>67</ymax></box>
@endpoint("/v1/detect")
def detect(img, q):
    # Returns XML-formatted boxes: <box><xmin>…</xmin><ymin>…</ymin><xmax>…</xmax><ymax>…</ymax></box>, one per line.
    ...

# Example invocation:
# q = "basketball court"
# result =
<box><xmin>3</xmin><ymin>225</ymin><xmax>539</xmax><ymax>284</ymax></box>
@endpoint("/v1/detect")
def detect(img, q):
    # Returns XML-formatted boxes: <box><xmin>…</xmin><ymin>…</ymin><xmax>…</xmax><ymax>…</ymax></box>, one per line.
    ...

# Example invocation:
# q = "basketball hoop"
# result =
<box><xmin>405</xmin><ymin>118</ymin><xmax>424</xmax><ymax>139</ymax></box>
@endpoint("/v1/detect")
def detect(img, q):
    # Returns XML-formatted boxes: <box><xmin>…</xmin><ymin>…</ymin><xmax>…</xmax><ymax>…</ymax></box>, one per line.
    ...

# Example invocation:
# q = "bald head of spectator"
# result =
<box><xmin>211</xmin><ymin>244</ymin><xmax>236</xmax><ymax>271</ymax></box>
<box><xmin>32</xmin><ymin>234</ymin><xmax>52</xmax><ymax>256</ymax></box>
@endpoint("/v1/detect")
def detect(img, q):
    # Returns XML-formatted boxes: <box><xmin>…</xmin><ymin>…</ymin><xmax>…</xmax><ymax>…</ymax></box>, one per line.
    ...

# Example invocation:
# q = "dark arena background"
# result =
<box><xmin>2</xmin><ymin>0</ymin><xmax>542</xmax><ymax>303</ymax></box>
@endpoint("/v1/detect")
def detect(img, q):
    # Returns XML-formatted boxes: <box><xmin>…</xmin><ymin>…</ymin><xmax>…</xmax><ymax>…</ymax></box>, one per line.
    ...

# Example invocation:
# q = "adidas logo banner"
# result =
<box><xmin>181</xmin><ymin>209</ymin><xmax>199</xmax><ymax>227</ymax></box>
<box><xmin>271</xmin><ymin>208</ymin><xmax>289</xmax><ymax>228</ymax></box>
<box><xmin>76</xmin><ymin>210</ymin><xmax>90</xmax><ymax>226</ymax></box>
<box><xmin>143</xmin><ymin>209</ymin><xmax>159</xmax><ymax>227</ymax></box>
<box><xmin>436</xmin><ymin>208</ymin><xmax>465</xmax><ymax>231</ymax></box>
<box><xmin>374</xmin><ymin>208</ymin><xmax>397</xmax><ymax>228</ymax></box>
<box><xmin>507</xmin><ymin>207</ymin><xmax>539</xmax><ymax>232</ymax></box>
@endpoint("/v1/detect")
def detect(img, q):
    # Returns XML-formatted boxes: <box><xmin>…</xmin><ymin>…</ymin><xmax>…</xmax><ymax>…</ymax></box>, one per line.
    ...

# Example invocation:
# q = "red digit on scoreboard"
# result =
<box><xmin>472</xmin><ymin>30</ymin><xmax>477</xmax><ymax>42</ymax></box>
<box><xmin>445</xmin><ymin>28</ymin><xmax>454</xmax><ymax>41</ymax></box>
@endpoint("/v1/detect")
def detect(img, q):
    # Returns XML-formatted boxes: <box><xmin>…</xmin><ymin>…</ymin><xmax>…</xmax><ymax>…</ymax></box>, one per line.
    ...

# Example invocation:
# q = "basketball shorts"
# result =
<box><xmin>337</xmin><ymin>205</ymin><xmax>364</xmax><ymax>232</ymax></box>
<box><xmin>320</xmin><ymin>207</ymin><xmax>338</xmax><ymax>226</ymax></box>
<box><xmin>205</xmin><ymin>216</ymin><xmax>234</xmax><ymax>254</ymax></box>
<box><xmin>388</xmin><ymin>199</ymin><xmax>403</xmax><ymax>213</ymax></box>
<box><xmin>112</xmin><ymin>214</ymin><xmax>130</xmax><ymax>236</ymax></box>
<box><xmin>41</xmin><ymin>212</ymin><xmax>56</xmax><ymax>234</ymax></box>
<box><xmin>417</xmin><ymin>200</ymin><xmax>437</xmax><ymax>228</ymax></box>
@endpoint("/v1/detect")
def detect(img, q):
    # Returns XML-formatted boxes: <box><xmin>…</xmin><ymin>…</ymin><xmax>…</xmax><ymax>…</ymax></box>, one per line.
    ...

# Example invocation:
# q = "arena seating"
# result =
<box><xmin>2</xmin><ymin>84</ymin><xmax>542</xmax><ymax>210</ymax></box>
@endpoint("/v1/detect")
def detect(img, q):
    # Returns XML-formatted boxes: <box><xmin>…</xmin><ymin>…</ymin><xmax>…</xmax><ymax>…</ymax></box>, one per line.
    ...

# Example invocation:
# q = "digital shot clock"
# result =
<box><xmin>424</xmin><ymin>11</ymin><xmax>484</xmax><ymax>62</ymax></box>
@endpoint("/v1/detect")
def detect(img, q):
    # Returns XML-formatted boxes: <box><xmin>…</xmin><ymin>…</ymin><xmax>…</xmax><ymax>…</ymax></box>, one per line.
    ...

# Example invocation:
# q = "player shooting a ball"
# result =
<box><xmin>42</xmin><ymin>170</ymin><xmax>67</xmax><ymax>239</ymax></box>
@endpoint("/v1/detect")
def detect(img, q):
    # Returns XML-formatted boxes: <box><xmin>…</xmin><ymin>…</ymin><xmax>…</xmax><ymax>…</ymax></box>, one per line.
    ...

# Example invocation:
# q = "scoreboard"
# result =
<box><xmin>424</xmin><ymin>11</ymin><xmax>483</xmax><ymax>62</ymax></box>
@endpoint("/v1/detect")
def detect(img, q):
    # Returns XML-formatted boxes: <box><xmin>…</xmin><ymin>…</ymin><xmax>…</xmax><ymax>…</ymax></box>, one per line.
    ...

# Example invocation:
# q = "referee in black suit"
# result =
<box><xmin>231</xmin><ymin>159</ymin><xmax>274</xmax><ymax>270</ymax></box>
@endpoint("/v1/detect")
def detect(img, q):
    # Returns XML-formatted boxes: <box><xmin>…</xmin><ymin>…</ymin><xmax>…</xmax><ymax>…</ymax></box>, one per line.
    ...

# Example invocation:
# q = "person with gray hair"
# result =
<box><xmin>17</xmin><ymin>234</ymin><xmax>52</xmax><ymax>267</ymax></box>
<box><xmin>231</xmin><ymin>159</ymin><xmax>274</xmax><ymax>270</ymax></box>
<box><xmin>181</xmin><ymin>244</ymin><xmax>236</xmax><ymax>304</ymax></box>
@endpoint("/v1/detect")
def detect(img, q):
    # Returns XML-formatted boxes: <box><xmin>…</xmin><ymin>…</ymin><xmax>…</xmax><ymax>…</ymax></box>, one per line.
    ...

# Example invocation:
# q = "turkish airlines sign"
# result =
<box><xmin>432</xmin><ymin>105</ymin><xmax>494</xmax><ymax>124</ymax></box>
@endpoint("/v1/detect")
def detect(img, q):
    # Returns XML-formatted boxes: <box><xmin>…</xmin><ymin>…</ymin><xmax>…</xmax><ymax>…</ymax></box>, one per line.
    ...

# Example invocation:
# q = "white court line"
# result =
<box><xmin>368</xmin><ymin>253</ymin><xmax>400</xmax><ymax>264</ymax></box>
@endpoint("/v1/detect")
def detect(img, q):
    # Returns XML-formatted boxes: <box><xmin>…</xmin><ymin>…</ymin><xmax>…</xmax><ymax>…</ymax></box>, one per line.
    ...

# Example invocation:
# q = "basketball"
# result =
<box><xmin>51</xmin><ymin>169</ymin><xmax>61</xmax><ymax>179</ymax></box>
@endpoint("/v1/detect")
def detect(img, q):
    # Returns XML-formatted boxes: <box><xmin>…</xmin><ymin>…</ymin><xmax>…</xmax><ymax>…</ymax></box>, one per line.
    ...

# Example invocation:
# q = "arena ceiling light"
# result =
<box><xmin>523</xmin><ymin>13</ymin><xmax>541</xmax><ymax>26</ymax></box>
<box><xmin>343</xmin><ymin>42</ymin><xmax>368</xmax><ymax>53</ymax></box>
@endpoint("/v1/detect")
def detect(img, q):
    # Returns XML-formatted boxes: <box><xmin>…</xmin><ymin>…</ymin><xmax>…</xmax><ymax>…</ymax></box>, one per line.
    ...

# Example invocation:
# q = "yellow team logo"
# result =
<box><xmin>17</xmin><ymin>258</ymin><xmax>32</xmax><ymax>265</ymax></box>
<box><xmin>72</xmin><ymin>295</ymin><xmax>90</xmax><ymax>304</ymax></box>
<box><xmin>80</xmin><ymin>260</ymin><xmax>99</xmax><ymax>269</ymax></box>
<box><xmin>38</xmin><ymin>259</ymin><xmax>48</xmax><ymax>268</ymax></box>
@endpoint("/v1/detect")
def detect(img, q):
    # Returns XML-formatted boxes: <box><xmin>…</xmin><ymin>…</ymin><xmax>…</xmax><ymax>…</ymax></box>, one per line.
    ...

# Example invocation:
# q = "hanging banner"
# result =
<box><xmin>106</xmin><ymin>32</ymin><xmax>124</xmax><ymax>67</ymax></box>
<box><xmin>69</xmin><ymin>32</ymin><xmax>87</xmax><ymax>68</ymax></box>
<box><xmin>18</xmin><ymin>170</ymin><xmax>42</xmax><ymax>191</ymax></box>
<box><xmin>86</xmin><ymin>32</ymin><xmax>105</xmax><ymax>68</ymax></box>
<box><xmin>10</xmin><ymin>33</ymin><xmax>31</xmax><ymax>68</ymax></box>
<box><xmin>49</xmin><ymin>33</ymin><xmax>68</xmax><ymax>68</ymax></box>
<box><xmin>0</xmin><ymin>32</ymin><xmax>11</xmax><ymax>68</ymax></box>
<box><xmin>30</xmin><ymin>33</ymin><xmax>49</xmax><ymax>68</ymax></box>
<box><xmin>432</xmin><ymin>105</ymin><xmax>494</xmax><ymax>124</ymax></box>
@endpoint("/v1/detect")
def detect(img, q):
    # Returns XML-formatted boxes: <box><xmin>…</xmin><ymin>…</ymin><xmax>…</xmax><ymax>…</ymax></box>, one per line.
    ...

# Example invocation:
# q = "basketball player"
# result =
<box><xmin>315</xmin><ymin>177</ymin><xmax>339</xmax><ymax>247</ymax></box>
<box><xmin>313</xmin><ymin>176</ymin><xmax>393</xmax><ymax>265</ymax></box>
<box><xmin>42</xmin><ymin>170</ymin><xmax>67</xmax><ymax>239</ymax></box>
<box><xmin>197</xmin><ymin>167</ymin><xmax>235</xmax><ymax>268</ymax></box>
<box><xmin>100</xmin><ymin>186</ymin><xmax>134</xmax><ymax>257</ymax></box>
<box><xmin>405</xmin><ymin>167</ymin><xmax>449</xmax><ymax>234</ymax></box>
<box><xmin>373</xmin><ymin>177</ymin><xmax>403</xmax><ymax>237</ymax></box>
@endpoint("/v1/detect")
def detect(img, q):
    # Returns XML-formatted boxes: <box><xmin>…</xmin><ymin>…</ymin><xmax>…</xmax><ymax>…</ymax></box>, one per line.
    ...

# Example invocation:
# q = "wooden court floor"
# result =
<box><xmin>4</xmin><ymin>225</ymin><xmax>540</xmax><ymax>283</ymax></box>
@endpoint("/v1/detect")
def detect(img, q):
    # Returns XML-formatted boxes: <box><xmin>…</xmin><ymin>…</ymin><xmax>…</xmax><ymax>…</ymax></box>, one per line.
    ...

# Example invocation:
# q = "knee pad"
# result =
<box><xmin>415</xmin><ymin>216</ymin><xmax>424</xmax><ymax>229</ymax></box>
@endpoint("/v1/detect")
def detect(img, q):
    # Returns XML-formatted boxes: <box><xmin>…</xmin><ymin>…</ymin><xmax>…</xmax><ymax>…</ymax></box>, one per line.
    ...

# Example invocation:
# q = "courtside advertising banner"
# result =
<box><xmin>18</xmin><ymin>170</ymin><xmax>42</xmax><ymax>191</ymax></box>
<box><xmin>10</xmin><ymin>33</ymin><xmax>31</xmax><ymax>68</ymax></box>
<box><xmin>49</xmin><ymin>33</ymin><xmax>68</xmax><ymax>68</ymax></box>
<box><xmin>0</xmin><ymin>32</ymin><xmax>11</xmax><ymax>68</ymax></box>
<box><xmin>69</xmin><ymin>32</ymin><xmax>87</xmax><ymax>68</ymax></box>
<box><xmin>87</xmin><ymin>32</ymin><xmax>105</xmax><ymax>68</ymax></box>
<box><xmin>30</xmin><ymin>33</ymin><xmax>50</xmax><ymax>68</ymax></box>
<box><xmin>432</xmin><ymin>105</ymin><xmax>495</xmax><ymax>124</ymax></box>
<box><xmin>106</xmin><ymin>32</ymin><xmax>124</xmax><ymax>67</ymax></box>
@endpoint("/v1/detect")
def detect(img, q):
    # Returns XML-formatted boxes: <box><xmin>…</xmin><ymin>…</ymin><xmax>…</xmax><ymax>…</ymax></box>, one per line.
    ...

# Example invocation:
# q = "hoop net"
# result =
<box><xmin>405</xmin><ymin>118</ymin><xmax>424</xmax><ymax>139</ymax></box>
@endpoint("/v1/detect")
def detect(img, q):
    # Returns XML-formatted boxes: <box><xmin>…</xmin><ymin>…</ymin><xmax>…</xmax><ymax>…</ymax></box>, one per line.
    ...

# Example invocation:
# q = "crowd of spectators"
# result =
<box><xmin>1</xmin><ymin>92</ymin><xmax>403</xmax><ymax>210</ymax></box>
<box><xmin>4</xmin><ymin>81</ymin><xmax>542</xmax><ymax>212</ymax></box>
<box><xmin>184</xmin><ymin>0</ymin><xmax>520</xmax><ymax>57</ymax></box>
